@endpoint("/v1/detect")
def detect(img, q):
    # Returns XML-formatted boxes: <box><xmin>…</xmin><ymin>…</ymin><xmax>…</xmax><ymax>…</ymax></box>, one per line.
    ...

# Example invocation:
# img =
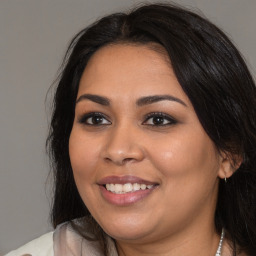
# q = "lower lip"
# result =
<box><xmin>99</xmin><ymin>186</ymin><xmax>156</xmax><ymax>206</ymax></box>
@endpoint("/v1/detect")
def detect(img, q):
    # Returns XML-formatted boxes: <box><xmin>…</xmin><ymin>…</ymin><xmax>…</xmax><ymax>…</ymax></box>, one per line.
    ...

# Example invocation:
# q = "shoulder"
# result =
<box><xmin>53</xmin><ymin>221</ymin><xmax>104</xmax><ymax>255</ymax></box>
<box><xmin>4</xmin><ymin>232</ymin><xmax>54</xmax><ymax>256</ymax></box>
<box><xmin>54</xmin><ymin>220</ymin><xmax>118</xmax><ymax>256</ymax></box>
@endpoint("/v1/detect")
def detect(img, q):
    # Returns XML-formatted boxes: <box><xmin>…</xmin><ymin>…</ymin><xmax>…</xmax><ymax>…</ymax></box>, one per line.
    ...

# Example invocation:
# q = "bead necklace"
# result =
<box><xmin>215</xmin><ymin>229</ymin><xmax>225</xmax><ymax>256</ymax></box>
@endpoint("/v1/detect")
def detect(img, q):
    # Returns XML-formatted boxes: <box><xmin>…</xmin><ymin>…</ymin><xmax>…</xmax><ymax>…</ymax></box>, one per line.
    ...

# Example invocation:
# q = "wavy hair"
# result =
<box><xmin>47</xmin><ymin>3</ymin><xmax>256</xmax><ymax>255</ymax></box>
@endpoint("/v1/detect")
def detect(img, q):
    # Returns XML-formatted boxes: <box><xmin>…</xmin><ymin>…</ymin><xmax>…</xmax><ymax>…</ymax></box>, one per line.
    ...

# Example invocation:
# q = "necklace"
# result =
<box><xmin>215</xmin><ymin>229</ymin><xmax>225</xmax><ymax>256</ymax></box>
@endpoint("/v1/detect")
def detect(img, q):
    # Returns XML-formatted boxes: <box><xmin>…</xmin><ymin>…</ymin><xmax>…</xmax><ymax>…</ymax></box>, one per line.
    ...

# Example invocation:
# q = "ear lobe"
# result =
<box><xmin>217</xmin><ymin>152</ymin><xmax>242</xmax><ymax>180</ymax></box>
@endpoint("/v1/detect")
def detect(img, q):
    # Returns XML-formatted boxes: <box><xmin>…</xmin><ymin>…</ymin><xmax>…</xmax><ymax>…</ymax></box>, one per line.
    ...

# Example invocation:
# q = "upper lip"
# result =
<box><xmin>97</xmin><ymin>175</ymin><xmax>158</xmax><ymax>185</ymax></box>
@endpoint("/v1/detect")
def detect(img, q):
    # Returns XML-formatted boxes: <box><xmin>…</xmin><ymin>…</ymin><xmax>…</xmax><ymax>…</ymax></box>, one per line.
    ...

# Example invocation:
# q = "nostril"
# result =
<box><xmin>122</xmin><ymin>158</ymin><xmax>135</xmax><ymax>163</ymax></box>
<box><xmin>104</xmin><ymin>156</ymin><xmax>136</xmax><ymax>165</ymax></box>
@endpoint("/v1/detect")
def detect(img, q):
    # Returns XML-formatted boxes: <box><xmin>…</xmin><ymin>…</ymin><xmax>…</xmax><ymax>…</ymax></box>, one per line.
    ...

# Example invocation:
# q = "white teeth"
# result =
<box><xmin>133</xmin><ymin>183</ymin><xmax>140</xmax><ymax>191</ymax></box>
<box><xmin>110</xmin><ymin>184</ymin><xmax>115</xmax><ymax>191</ymax></box>
<box><xmin>115</xmin><ymin>184</ymin><xmax>123</xmax><ymax>193</ymax></box>
<box><xmin>123</xmin><ymin>183</ymin><xmax>133</xmax><ymax>192</ymax></box>
<box><xmin>105</xmin><ymin>183</ymin><xmax>154</xmax><ymax>194</ymax></box>
<box><xmin>140</xmin><ymin>184</ymin><xmax>146</xmax><ymax>190</ymax></box>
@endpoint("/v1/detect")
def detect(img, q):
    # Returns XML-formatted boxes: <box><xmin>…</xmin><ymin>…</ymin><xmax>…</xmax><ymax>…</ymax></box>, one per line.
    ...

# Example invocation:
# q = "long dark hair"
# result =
<box><xmin>47</xmin><ymin>3</ymin><xmax>256</xmax><ymax>255</ymax></box>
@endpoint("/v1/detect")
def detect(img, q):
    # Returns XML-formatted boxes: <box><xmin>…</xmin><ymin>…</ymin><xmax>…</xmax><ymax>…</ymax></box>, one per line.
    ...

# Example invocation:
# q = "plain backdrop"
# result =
<box><xmin>0</xmin><ymin>0</ymin><xmax>255</xmax><ymax>254</ymax></box>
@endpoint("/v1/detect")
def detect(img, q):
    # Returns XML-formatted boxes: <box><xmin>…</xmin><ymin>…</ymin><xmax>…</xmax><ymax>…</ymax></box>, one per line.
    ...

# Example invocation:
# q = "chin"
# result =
<box><xmin>99</xmin><ymin>215</ymin><xmax>154</xmax><ymax>241</ymax></box>
<box><xmin>107</xmin><ymin>228</ymin><xmax>151</xmax><ymax>242</ymax></box>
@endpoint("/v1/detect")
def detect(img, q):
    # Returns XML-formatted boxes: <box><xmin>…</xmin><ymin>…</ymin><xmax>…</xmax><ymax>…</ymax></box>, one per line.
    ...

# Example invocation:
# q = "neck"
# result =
<box><xmin>116</xmin><ymin>225</ymin><xmax>221</xmax><ymax>256</ymax></box>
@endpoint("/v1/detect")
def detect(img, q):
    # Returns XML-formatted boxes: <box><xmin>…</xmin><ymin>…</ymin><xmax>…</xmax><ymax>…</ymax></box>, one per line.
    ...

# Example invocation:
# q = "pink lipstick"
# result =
<box><xmin>98</xmin><ymin>175</ymin><xmax>158</xmax><ymax>206</ymax></box>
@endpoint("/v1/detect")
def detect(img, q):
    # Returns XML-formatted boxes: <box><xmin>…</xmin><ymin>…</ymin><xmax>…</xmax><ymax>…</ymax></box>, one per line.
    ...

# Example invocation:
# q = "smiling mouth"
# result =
<box><xmin>105</xmin><ymin>183</ymin><xmax>155</xmax><ymax>194</ymax></box>
<box><xmin>99</xmin><ymin>176</ymin><xmax>159</xmax><ymax>205</ymax></box>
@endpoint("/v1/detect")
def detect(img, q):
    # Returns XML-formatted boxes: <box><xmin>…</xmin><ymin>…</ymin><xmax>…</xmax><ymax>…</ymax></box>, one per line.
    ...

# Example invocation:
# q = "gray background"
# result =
<box><xmin>0</xmin><ymin>0</ymin><xmax>255</xmax><ymax>254</ymax></box>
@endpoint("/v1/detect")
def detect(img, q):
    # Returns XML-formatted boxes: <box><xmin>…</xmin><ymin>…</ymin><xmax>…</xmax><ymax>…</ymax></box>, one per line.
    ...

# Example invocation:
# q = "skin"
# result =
<box><xmin>69</xmin><ymin>44</ymin><xmax>234</xmax><ymax>256</ymax></box>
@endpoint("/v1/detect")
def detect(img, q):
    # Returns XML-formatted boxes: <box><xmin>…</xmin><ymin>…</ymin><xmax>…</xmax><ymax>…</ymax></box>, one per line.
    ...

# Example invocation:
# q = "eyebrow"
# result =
<box><xmin>136</xmin><ymin>95</ymin><xmax>187</xmax><ymax>107</ymax></box>
<box><xmin>76</xmin><ymin>94</ymin><xmax>110</xmax><ymax>106</ymax></box>
<box><xmin>76</xmin><ymin>94</ymin><xmax>187</xmax><ymax>107</ymax></box>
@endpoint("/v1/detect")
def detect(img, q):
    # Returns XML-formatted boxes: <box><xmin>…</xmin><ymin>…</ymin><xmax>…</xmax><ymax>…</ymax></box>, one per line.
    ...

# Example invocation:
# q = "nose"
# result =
<box><xmin>101</xmin><ymin>124</ymin><xmax>145</xmax><ymax>165</ymax></box>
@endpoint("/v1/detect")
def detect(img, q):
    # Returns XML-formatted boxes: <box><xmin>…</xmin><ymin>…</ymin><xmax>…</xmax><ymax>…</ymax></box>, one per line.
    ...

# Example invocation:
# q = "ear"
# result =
<box><xmin>217</xmin><ymin>151</ymin><xmax>242</xmax><ymax>180</ymax></box>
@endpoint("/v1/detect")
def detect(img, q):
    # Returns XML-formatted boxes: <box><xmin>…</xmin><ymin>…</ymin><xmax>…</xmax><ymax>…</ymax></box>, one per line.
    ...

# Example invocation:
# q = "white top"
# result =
<box><xmin>4</xmin><ymin>232</ymin><xmax>54</xmax><ymax>256</ymax></box>
<box><xmin>4</xmin><ymin>221</ymin><xmax>118</xmax><ymax>256</ymax></box>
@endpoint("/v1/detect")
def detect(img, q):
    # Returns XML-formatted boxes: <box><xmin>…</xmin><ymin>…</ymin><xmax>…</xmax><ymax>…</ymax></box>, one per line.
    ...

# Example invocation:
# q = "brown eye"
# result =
<box><xmin>79</xmin><ymin>113</ymin><xmax>111</xmax><ymax>125</ymax></box>
<box><xmin>90</xmin><ymin>115</ymin><xmax>104</xmax><ymax>125</ymax></box>
<box><xmin>143</xmin><ymin>112</ymin><xmax>177</xmax><ymax>126</ymax></box>
<box><xmin>152</xmin><ymin>116</ymin><xmax>165</xmax><ymax>125</ymax></box>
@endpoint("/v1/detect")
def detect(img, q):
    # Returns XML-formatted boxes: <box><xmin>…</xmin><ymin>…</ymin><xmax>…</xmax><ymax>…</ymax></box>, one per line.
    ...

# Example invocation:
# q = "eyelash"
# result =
<box><xmin>143</xmin><ymin>112</ymin><xmax>177</xmax><ymax>126</ymax></box>
<box><xmin>78</xmin><ymin>112</ymin><xmax>177</xmax><ymax>127</ymax></box>
<box><xmin>78</xmin><ymin>112</ymin><xmax>111</xmax><ymax>126</ymax></box>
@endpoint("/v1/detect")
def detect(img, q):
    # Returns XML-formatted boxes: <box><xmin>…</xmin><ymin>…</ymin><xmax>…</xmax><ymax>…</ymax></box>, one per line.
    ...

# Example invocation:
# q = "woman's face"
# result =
<box><xmin>69</xmin><ymin>44</ymin><xmax>224</xmax><ymax>243</ymax></box>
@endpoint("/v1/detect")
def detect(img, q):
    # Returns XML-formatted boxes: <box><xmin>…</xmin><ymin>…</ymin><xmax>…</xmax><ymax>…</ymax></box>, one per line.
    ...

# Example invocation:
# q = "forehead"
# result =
<box><xmin>84</xmin><ymin>43</ymin><xmax>171</xmax><ymax>73</ymax></box>
<box><xmin>78</xmin><ymin>43</ymin><xmax>189</xmax><ymax>105</ymax></box>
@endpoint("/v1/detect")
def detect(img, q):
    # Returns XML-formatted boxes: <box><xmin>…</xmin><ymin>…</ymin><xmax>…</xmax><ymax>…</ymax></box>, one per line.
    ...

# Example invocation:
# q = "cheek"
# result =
<box><xmin>148</xmin><ymin>130</ymin><xmax>220</xmax><ymax>220</ymax></box>
<box><xmin>68</xmin><ymin>128</ymin><xmax>103</xmax><ymax>213</ymax></box>
<box><xmin>69</xmin><ymin>128</ymin><xmax>100</xmax><ymax>184</ymax></box>
<box><xmin>147</xmin><ymin>128</ymin><xmax>220</xmax><ymax>182</ymax></box>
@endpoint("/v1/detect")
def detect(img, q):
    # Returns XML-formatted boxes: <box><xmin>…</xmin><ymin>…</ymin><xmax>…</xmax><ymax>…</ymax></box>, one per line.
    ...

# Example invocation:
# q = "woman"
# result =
<box><xmin>6</xmin><ymin>3</ymin><xmax>256</xmax><ymax>256</ymax></box>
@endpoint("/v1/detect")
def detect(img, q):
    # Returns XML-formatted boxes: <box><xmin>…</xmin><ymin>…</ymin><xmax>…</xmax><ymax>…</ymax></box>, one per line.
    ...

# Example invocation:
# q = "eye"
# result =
<box><xmin>78</xmin><ymin>112</ymin><xmax>111</xmax><ymax>126</ymax></box>
<box><xmin>143</xmin><ymin>112</ymin><xmax>177</xmax><ymax>126</ymax></box>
